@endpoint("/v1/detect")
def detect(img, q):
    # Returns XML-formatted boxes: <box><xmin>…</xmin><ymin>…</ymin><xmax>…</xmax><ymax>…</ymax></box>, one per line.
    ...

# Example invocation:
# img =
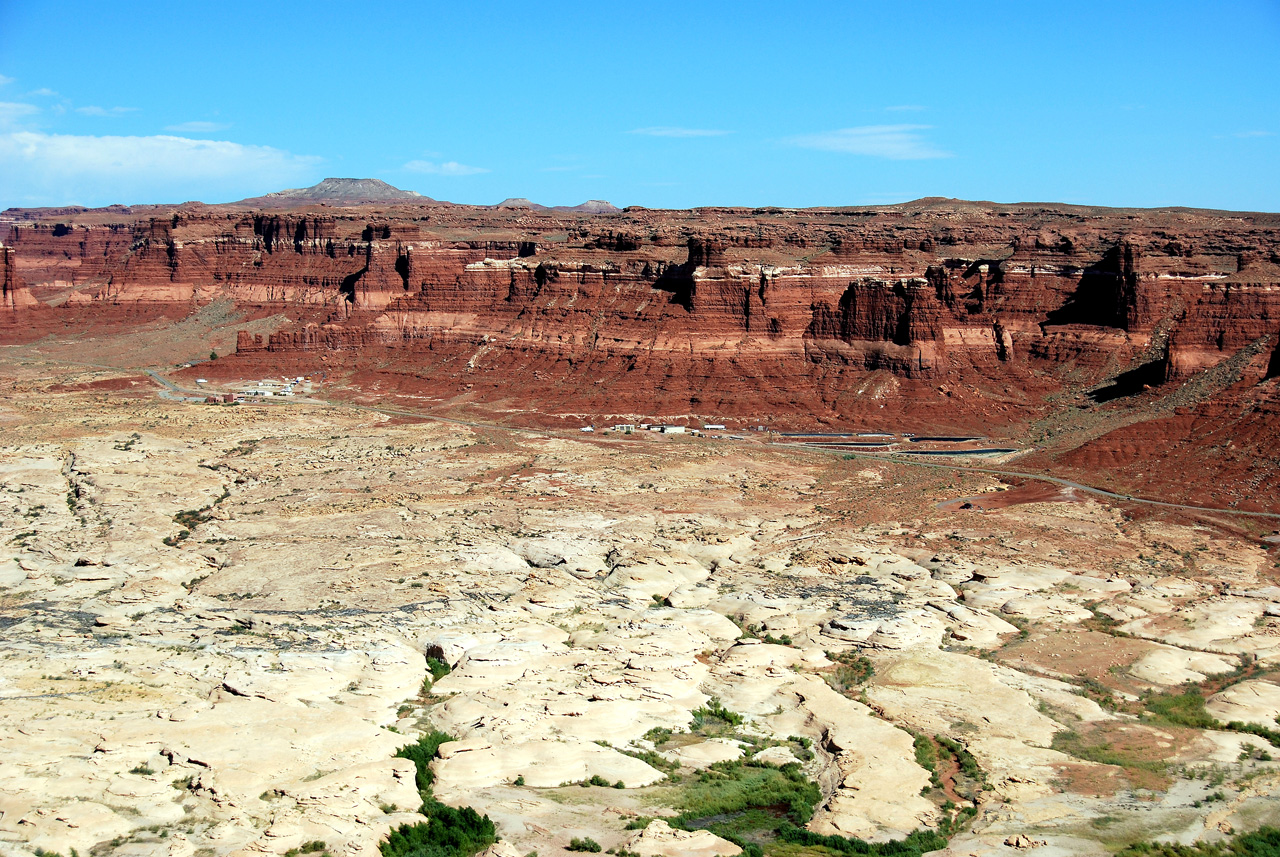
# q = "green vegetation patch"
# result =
<box><xmin>382</xmin><ymin>731</ymin><xmax>496</xmax><ymax>857</ymax></box>
<box><xmin>1144</xmin><ymin>687</ymin><xmax>1280</xmax><ymax>748</ymax></box>
<box><xmin>662</xmin><ymin>759</ymin><xmax>820</xmax><ymax>854</ymax></box>
<box><xmin>1117</xmin><ymin>825</ymin><xmax>1280</xmax><ymax>857</ymax></box>
<box><xmin>824</xmin><ymin>651</ymin><xmax>874</xmax><ymax>696</ymax></box>
<box><xmin>777</xmin><ymin>825</ymin><xmax>948</xmax><ymax>857</ymax></box>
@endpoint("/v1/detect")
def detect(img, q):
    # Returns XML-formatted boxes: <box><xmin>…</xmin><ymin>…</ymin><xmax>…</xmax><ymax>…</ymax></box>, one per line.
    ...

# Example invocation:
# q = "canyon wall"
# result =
<box><xmin>5</xmin><ymin>201</ymin><xmax>1279</xmax><ymax>422</ymax></box>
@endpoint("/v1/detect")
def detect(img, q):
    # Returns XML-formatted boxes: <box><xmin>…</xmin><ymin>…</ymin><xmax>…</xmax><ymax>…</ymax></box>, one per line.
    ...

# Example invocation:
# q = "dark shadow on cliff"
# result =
<box><xmin>340</xmin><ymin>267</ymin><xmax>367</xmax><ymax>304</ymax></box>
<box><xmin>1045</xmin><ymin>245</ymin><xmax>1134</xmax><ymax>329</ymax></box>
<box><xmin>1088</xmin><ymin>357</ymin><xmax>1168</xmax><ymax>402</ymax></box>
<box><xmin>653</xmin><ymin>263</ymin><xmax>695</xmax><ymax>311</ymax></box>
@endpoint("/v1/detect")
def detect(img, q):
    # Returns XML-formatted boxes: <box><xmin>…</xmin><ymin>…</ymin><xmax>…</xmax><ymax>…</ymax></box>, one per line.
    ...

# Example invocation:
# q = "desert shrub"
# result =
<box><xmin>383</xmin><ymin>732</ymin><xmax>496</xmax><ymax>857</ymax></box>
<box><xmin>935</xmin><ymin>736</ymin><xmax>984</xmax><ymax>783</ymax></box>
<box><xmin>1225</xmin><ymin>720</ymin><xmax>1280</xmax><ymax>749</ymax></box>
<box><xmin>566</xmin><ymin>838</ymin><xmax>601</xmax><ymax>852</ymax></box>
<box><xmin>642</xmin><ymin>727</ymin><xmax>673</xmax><ymax>746</ymax></box>
<box><xmin>825</xmin><ymin>650</ymin><xmax>875</xmax><ymax>694</ymax></box>
<box><xmin>690</xmin><ymin>697</ymin><xmax>743</xmax><ymax>730</ymax></box>
<box><xmin>618</xmin><ymin>746</ymin><xmax>679</xmax><ymax>774</ymax></box>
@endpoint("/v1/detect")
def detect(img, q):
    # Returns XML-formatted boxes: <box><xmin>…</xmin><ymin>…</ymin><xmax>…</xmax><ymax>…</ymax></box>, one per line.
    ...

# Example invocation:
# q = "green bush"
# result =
<box><xmin>690</xmin><ymin>697</ymin><xmax>743</xmax><ymax>730</ymax></box>
<box><xmin>567</xmin><ymin>837</ymin><xmax>601</xmax><ymax>853</ymax></box>
<box><xmin>379</xmin><ymin>803</ymin><xmax>495</xmax><ymax>857</ymax></box>
<box><xmin>427</xmin><ymin>657</ymin><xmax>452</xmax><ymax>682</ymax></box>
<box><xmin>383</xmin><ymin>733</ymin><xmax>497</xmax><ymax>857</ymax></box>
<box><xmin>394</xmin><ymin>731</ymin><xmax>454</xmax><ymax>796</ymax></box>
<box><xmin>935</xmin><ymin>736</ymin><xmax>985</xmax><ymax>783</ymax></box>
<box><xmin>777</xmin><ymin>823</ymin><xmax>948</xmax><ymax>856</ymax></box>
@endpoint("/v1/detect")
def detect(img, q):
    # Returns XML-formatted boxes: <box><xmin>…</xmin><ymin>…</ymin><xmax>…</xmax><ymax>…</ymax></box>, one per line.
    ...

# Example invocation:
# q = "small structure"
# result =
<box><xmin>703</xmin><ymin>423</ymin><xmax>726</xmax><ymax>430</ymax></box>
<box><xmin>659</xmin><ymin>425</ymin><xmax>686</xmax><ymax>434</ymax></box>
<box><xmin>610</xmin><ymin>424</ymin><xmax>637</xmax><ymax>432</ymax></box>
<box><xmin>579</xmin><ymin>426</ymin><xmax>594</xmax><ymax>432</ymax></box>
<box><xmin>195</xmin><ymin>379</ymin><xmax>207</xmax><ymax>384</ymax></box>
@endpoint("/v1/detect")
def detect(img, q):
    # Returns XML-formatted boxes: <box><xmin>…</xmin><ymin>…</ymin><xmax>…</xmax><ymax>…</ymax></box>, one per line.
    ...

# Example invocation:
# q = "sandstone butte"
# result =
<box><xmin>1</xmin><ymin>190</ymin><xmax>1278</xmax><ymax>512</ymax></box>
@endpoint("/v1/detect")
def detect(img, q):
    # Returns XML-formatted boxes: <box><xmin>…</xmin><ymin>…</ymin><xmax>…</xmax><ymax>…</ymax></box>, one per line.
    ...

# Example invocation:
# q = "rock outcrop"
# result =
<box><xmin>0</xmin><ymin>244</ymin><xmax>36</xmax><ymax>312</ymax></box>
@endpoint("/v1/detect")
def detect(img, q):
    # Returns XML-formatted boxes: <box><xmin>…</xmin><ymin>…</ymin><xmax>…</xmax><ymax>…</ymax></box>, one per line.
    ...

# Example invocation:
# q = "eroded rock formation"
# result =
<box><xmin>6</xmin><ymin>201</ymin><xmax>1277</xmax><ymax>403</ymax></box>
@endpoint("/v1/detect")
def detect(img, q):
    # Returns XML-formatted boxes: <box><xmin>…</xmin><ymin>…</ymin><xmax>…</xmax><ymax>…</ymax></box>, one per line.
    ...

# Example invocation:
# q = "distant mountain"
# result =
<box><xmin>235</xmin><ymin>178</ymin><xmax>439</xmax><ymax>207</ymax></box>
<box><xmin>495</xmin><ymin>198</ymin><xmax>546</xmax><ymax>210</ymax></box>
<box><xmin>228</xmin><ymin>179</ymin><xmax>620</xmax><ymax>213</ymax></box>
<box><xmin>493</xmin><ymin>198</ymin><xmax>620</xmax><ymax>214</ymax></box>
<box><xmin>557</xmin><ymin>200</ymin><xmax>620</xmax><ymax>214</ymax></box>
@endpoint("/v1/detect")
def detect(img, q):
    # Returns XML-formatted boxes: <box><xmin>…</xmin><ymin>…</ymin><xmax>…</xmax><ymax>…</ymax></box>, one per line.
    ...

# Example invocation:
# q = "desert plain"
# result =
<box><xmin>3</xmin><ymin>348</ymin><xmax>1280</xmax><ymax>857</ymax></box>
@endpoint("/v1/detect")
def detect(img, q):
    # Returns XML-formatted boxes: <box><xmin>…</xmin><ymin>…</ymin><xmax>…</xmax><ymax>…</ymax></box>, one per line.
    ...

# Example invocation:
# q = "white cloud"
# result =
<box><xmin>0</xmin><ymin>131</ymin><xmax>321</xmax><ymax>206</ymax></box>
<box><xmin>0</xmin><ymin>102</ymin><xmax>39</xmax><ymax>128</ymax></box>
<box><xmin>0</xmin><ymin>75</ymin><xmax>14</xmax><ymax>87</ymax></box>
<box><xmin>1235</xmin><ymin>130</ymin><xmax>1273</xmax><ymax>138</ymax></box>
<box><xmin>76</xmin><ymin>105</ymin><xmax>137</xmax><ymax>117</ymax></box>
<box><xmin>27</xmin><ymin>88</ymin><xmax>58</xmax><ymax>97</ymax></box>
<box><xmin>629</xmin><ymin>126</ymin><xmax>731</xmax><ymax>137</ymax></box>
<box><xmin>403</xmin><ymin>159</ymin><xmax>488</xmax><ymax>176</ymax></box>
<box><xmin>165</xmin><ymin>120</ymin><xmax>231</xmax><ymax>133</ymax></box>
<box><xmin>786</xmin><ymin>125</ymin><xmax>950</xmax><ymax>160</ymax></box>
<box><xmin>885</xmin><ymin>105</ymin><xmax>926</xmax><ymax>112</ymax></box>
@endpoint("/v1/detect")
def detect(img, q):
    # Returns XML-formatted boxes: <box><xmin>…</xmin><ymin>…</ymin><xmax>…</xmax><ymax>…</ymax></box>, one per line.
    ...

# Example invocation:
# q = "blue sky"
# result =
<box><xmin>1</xmin><ymin>1</ymin><xmax>1277</xmax><ymax>210</ymax></box>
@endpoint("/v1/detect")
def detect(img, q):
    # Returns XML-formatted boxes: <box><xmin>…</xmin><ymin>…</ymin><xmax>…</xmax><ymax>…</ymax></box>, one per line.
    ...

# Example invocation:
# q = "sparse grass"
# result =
<box><xmin>659</xmin><ymin>759</ymin><xmax>820</xmax><ymax>852</ymax></box>
<box><xmin>1051</xmin><ymin>728</ymin><xmax>1170</xmax><ymax>790</ymax></box>
<box><xmin>1144</xmin><ymin>686</ymin><xmax>1280</xmax><ymax>748</ymax></box>
<box><xmin>1117</xmin><ymin>825</ymin><xmax>1280</xmax><ymax>857</ymax></box>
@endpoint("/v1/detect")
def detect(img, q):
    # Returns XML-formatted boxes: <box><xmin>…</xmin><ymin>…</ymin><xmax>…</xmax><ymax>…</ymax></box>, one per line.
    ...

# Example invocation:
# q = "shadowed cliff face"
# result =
<box><xmin>4</xmin><ymin>200</ymin><xmax>1280</xmax><ymax>423</ymax></box>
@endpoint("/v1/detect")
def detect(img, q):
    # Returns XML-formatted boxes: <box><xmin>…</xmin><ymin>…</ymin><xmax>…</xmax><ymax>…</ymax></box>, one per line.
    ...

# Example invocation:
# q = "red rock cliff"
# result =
<box><xmin>6</xmin><ymin>201</ymin><xmax>1279</xmax><ymax>422</ymax></box>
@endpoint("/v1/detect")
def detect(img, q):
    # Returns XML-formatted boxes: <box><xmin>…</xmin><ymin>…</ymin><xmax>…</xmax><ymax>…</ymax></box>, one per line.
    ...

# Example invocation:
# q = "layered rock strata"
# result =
<box><xmin>5</xmin><ymin>202</ymin><xmax>1277</xmax><ymax>409</ymax></box>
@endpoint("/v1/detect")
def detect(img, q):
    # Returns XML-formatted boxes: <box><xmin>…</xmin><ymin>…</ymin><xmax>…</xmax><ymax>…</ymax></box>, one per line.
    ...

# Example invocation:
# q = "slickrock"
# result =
<box><xmin>1</xmin><ymin>364</ymin><xmax>1279</xmax><ymax>857</ymax></box>
<box><xmin>623</xmin><ymin>819</ymin><xmax>741</xmax><ymax>856</ymax></box>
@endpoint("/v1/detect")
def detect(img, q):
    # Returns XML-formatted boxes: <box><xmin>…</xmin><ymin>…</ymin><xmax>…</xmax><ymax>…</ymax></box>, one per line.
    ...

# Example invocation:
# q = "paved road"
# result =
<box><xmin>788</xmin><ymin>445</ymin><xmax>1280</xmax><ymax>521</ymax></box>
